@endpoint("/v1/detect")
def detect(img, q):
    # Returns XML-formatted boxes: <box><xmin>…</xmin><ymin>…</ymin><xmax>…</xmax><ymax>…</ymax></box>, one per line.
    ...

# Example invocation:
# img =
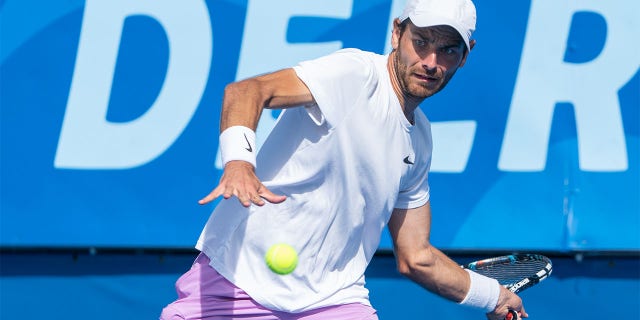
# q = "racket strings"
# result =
<box><xmin>473</xmin><ymin>260</ymin><xmax>549</xmax><ymax>285</ymax></box>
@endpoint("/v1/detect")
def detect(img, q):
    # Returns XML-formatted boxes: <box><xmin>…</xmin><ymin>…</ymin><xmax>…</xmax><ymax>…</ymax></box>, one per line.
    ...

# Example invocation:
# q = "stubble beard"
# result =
<box><xmin>393</xmin><ymin>47</ymin><xmax>449</xmax><ymax>100</ymax></box>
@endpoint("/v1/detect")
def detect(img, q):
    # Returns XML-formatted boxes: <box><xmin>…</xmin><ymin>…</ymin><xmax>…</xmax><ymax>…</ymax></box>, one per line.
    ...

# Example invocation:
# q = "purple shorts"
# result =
<box><xmin>160</xmin><ymin>253</ymin><xmax>378</xmax><ymax>320</ymax></box>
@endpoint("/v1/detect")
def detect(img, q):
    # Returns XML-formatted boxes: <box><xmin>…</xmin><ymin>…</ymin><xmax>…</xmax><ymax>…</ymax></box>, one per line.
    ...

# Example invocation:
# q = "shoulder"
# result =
<box><xmin>333</xmin><ymin>49</ymin><xmax>385</xmax><ymax>71</ymax></box>
<box><xmin>297</xmin><ymin>49</ymin><xmax>381</xmax><ymax>74</ymax></box>
<box><xmin>413</xmin><ymin>109</ymin><xmax>433</xmax><ymax>146</ymax></box>
<box><xmin>332</xmin><ymin>48</ymin><xmax>381</xmax><ymax>61</ymax></box>
<box><xmin>414</xmin><ymin>109</ymin><xmax>431</xmax><ymax>129</ymax></box>
<box><xmin>294</xmin><ymin>48</ymin><xmax>384</xmax><ymax>90</ymax></box>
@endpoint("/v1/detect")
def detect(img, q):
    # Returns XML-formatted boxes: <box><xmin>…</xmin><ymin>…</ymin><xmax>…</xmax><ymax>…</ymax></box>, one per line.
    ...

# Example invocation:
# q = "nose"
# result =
<box><xmin>422</xmin><ymin>51</ymin><xmax>438</xmax><ymax>72</ymax></box>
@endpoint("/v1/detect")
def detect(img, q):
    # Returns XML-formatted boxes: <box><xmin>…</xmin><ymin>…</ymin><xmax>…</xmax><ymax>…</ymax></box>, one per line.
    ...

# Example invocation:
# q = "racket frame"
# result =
<box><xmin>463</xmin><ymin>253</ymin><xmax>552</xmax><ymax>293</ymax></box>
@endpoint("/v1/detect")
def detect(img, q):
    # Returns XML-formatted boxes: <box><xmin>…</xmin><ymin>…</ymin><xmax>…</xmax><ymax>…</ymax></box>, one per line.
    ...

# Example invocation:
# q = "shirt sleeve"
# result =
<box><xmin>395</xmin><ymin>112</ymin><xmax>433</xmax><ymax>209</ymax></box>
<box><xmin>395</xmin><ymin>172</ymin><xmax>430</xmax><ymax>209</ymax></box>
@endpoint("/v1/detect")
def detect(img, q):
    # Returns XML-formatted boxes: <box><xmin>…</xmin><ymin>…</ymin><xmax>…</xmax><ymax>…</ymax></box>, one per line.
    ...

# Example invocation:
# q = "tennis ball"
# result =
<box><xmin>265</xmin><ymin>243</ymin><xmax>298</xmax><ymax>275</ymax></box>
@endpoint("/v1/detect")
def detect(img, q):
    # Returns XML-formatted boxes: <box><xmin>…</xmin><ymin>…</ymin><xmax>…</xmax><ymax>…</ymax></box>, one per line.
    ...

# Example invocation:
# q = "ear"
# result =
<box><xmin>391</xmin><ymin>18</ymin><xmax>402</xmax><ymax>51</ymax></box>
<box><xmin>459</xmin><ymin>39</ymin><xmax>476</xmax><ymax>67</ymax></box>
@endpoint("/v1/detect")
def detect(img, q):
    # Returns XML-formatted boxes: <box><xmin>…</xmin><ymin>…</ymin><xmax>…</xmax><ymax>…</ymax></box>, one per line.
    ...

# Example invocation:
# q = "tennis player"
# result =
<box><xmin>161</xmin><ymin>0</ymin><xmax>526</xmax><ymax>319</ymax></box>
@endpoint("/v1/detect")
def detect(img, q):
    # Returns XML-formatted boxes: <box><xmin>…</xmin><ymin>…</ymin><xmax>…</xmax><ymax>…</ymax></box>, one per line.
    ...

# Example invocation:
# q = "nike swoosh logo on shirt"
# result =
<box><xmin>403</xmin><ymin>156</ymin><xmax>414</xmax><ymax>165</ymax></box>
<box><xmin>244</xmin><ymin>133</ymin><xmax>253</xmax><ymax>152</ymax></box>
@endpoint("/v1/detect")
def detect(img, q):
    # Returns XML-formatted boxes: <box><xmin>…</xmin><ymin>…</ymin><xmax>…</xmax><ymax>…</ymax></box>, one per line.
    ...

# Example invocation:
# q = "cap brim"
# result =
<box><xmin>406</xmin><ymin>13</ymin><xmax>470</xmax><ymax>50</ymax></box>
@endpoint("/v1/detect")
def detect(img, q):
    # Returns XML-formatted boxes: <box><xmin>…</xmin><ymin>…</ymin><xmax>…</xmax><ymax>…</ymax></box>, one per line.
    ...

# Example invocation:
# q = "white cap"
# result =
<box><xmin>399</xmin><ymin>0</ymin><xmax>477</xmax><ymax>51</ymax></box>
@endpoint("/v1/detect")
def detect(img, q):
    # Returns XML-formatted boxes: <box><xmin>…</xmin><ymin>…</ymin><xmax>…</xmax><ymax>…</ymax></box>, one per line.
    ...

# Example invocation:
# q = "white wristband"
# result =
<box><xmin>460</xmin><ymin>269</ymin><xmax>501</xmax><ymax>312</ymax></box>
<box><xmin>219</xmin><ymin>126</ymin><xmax>257</xmax><ymax>168</ymax></box>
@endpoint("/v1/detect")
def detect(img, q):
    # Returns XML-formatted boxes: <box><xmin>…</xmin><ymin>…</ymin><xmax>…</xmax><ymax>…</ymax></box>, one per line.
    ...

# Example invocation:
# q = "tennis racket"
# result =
<box><xmin>463</xmin><ymin>254</ymin><xmax>553</xmax><ymax>320</ymax></box>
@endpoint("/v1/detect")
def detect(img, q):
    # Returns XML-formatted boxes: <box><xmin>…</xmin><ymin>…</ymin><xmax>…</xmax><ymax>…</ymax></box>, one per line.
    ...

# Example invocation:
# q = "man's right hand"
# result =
<box><xmin>486</xmin><ymin>286</ymin><xmax>528</xmax><ymax>320</ymax></box>
<box><xmin>198</xmin><ymin>161</ymin><xmax>287</xmax><ymax>207</ymax></box>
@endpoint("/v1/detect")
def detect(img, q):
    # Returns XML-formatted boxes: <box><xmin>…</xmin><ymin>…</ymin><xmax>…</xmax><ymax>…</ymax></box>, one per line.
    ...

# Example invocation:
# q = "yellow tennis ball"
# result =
<box><xmin>265</xmin><ymin>243</ymin><xmax>298</xmax><ymax>275</ymax></box>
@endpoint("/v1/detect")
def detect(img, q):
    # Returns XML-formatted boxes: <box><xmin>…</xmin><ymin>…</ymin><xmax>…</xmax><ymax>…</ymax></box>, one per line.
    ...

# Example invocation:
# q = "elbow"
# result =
<box><xmin>224</xmin><ymin>80</ymin><xmax>256</xmax><ymax>101</ymax></box>
<box><xmin>222</xmin><ymin>80</ymin><xmax>267</xmax><ymax>117</ymax></box>
<box><xmin>395</xmin><ymin>247</ymin><xmax>437</xmax><ymax>279</ymax></box>
<box><xmin>396</xmin><ymin>262</ymin><xmax>414</xmax><ymax>278</ymax></box>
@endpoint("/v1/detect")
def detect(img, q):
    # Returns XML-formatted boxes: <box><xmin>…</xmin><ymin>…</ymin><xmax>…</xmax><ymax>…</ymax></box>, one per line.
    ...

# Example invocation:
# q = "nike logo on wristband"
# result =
<box><xmin>403</xmin><ymin>156</ymin><xmax>414</xmax><ymax>165</ymax></box>
<box><xmin>243</xmin><ymin>133</ymin><xmax>253</xmax><ymax>152</ymax></box>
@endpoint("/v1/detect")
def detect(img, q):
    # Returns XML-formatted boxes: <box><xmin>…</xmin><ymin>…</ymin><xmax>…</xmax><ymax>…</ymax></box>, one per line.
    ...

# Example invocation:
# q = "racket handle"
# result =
<box><xmin>505</xmin><ymin>310</ymin><xmax>518</xmax><ymax>320</ymax></box>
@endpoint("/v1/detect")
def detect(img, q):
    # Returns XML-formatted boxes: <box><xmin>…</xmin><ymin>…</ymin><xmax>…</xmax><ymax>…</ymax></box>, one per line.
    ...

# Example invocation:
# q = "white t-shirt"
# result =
<box><xmin>196</xmin><ymin>48</ymin><xmax>432</xmax><ymax>313</ymax></box>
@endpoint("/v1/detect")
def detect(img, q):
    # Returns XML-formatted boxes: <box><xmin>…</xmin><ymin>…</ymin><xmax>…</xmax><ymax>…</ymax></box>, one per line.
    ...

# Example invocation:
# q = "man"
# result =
<box><xmin>162</xmin><ymin>0</ymin><xmax>527</xmax><ymax>319</ymax></box>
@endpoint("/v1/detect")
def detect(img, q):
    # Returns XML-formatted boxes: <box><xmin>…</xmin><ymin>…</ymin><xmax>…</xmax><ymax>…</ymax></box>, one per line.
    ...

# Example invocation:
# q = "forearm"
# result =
<box><xmin>389</xmin><ymin>206</ymin><xmax>469</xmax><ymax>302</ymax></box>
<box><xmin>398</xmin><ymin>245</ymin><xmax>469</xmax><ymax>302</ymax></box>
<box><xmin>389</xmin><ymin>206</ymin><xmax>511</xmax><ymax>316</ymax></box>
<box><xmin>220</xmin><ymin>79</ymin><xmax>264</xmax><ymax>132</ymax></box>
<box><xmin>219</xmin><ymin>69</ymin><xmax>315</xmax><ymax>132</ymax></box>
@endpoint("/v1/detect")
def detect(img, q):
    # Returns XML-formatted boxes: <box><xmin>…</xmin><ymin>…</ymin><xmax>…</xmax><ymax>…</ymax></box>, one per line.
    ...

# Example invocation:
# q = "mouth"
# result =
<box><xmin>414</xmin><ymin>73</ymin><xmax>439</xmax><ymax>84</ymax></box>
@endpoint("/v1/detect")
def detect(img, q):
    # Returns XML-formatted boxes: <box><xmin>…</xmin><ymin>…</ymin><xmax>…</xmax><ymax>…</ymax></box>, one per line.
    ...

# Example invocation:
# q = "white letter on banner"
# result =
<box><xmin>55</xmin><ymin>0</ymin><xmax>212</xmax><ymax>169</ymax></box>
<box><xmin>430</xmin><ymin>121</ymin><xmax>476</xmax><ymax>173</ymax></box>
<box><xmin>215</xmin><ymin>0</ymin><xmax>353</xmax><ymax>168</ymax></box>
<box><xmin>499</xmin><ymin>0</ymin><xmax>639</xmax><ymax>172</ymax></box>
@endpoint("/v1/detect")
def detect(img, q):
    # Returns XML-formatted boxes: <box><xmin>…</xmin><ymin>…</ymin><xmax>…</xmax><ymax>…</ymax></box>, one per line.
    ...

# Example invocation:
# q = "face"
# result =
<box><xmin>391</xmin><ymin>20</ymin><xmax>472</xmax><ymax>100</ymax></box>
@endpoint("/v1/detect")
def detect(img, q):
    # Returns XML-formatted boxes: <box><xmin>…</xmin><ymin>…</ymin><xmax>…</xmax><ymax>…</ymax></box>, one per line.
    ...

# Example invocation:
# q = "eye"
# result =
<box><xmin>441</xmin><ymin>46</ymin><xmax>461</xmax><ymax>55</ymax></box>
<box><xmin>414</xmin><ymin>39</ymin><xmax>427</xmax><ymax>47</ymax></box>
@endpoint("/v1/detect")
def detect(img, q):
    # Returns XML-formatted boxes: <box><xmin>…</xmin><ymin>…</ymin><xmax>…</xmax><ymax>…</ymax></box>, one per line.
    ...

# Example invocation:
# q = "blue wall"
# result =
<box><xmin>2</xmin><ymin>0</ymin><xmax>638</xmax><ymax>250</ymax></box>
<box><xmin>1</xmin><ymin>0</ymin><xmax>639</xmax><ymax>319</ymax></box>
<box><xmin>1</xmin><ymin>251</ymin><xmax>639</xmax><ymax>319</ymax></box>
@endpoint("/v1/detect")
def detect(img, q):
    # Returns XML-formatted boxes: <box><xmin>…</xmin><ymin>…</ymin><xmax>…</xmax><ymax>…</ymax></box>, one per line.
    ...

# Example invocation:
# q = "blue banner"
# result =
<box><xmin>1</xmin><ymin>0</ymin><xmax>638</xmax><ymax>250</ymax></box>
